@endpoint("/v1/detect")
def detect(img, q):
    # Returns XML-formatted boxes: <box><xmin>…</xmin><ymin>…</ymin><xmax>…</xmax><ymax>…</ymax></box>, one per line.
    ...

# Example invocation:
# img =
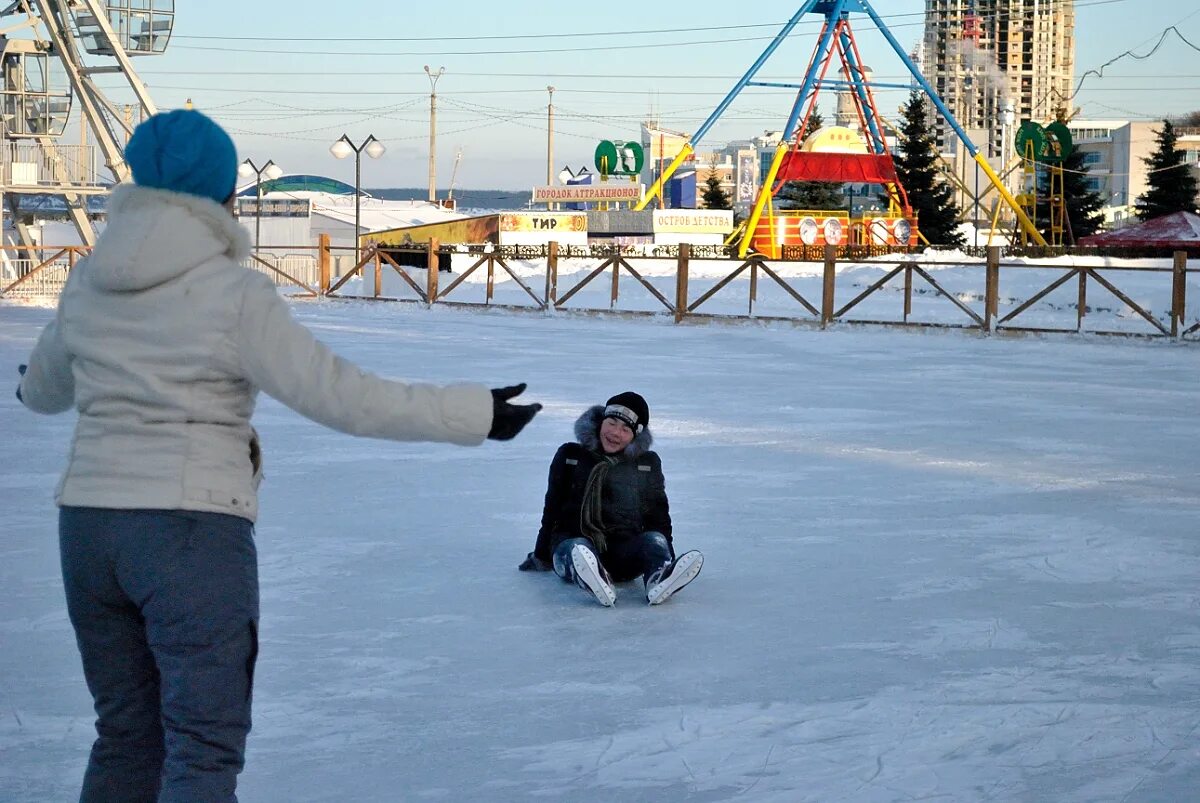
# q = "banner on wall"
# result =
<box><xmin>736</xmin><ymin>151</ymin><xmax>757</xmax><ymax>204</ymax></box>
<box><xmin>532</xmin><ymin>185</ymin><xmax>643</xmax><ymax>203</ymax></box>
<box><xmin>500</xmin><ymin>212</ymin><xmax>588</xmax><ymax>233</ymax></box>
<box><xmin>368</xmin><ymin>215</ymin><xmax>499</xmax><ymax>247</ymax></box>
<box><xmin>237</xmin><ymin>198</ymin><xmax>311</xmax><ymax>218</ymax></box>
<box><xmin>653</xmin><ymin>209</ymin><xmax>734</xmax><ymax>234</ymax></box>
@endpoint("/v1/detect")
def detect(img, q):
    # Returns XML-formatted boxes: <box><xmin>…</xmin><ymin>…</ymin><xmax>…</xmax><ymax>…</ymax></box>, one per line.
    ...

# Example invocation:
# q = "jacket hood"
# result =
<box><xmin>575</xmin><ymin>404</ymin><xmax>653</xmax><ymax>459</ymax></box>
<box><xmin>84</xmin><ymin>183</ymin><xmax>251</xmax><ymax>292</ymax></box>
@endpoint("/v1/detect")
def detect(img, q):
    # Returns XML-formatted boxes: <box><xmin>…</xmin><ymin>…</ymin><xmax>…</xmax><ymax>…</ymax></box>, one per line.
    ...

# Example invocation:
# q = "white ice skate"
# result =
<box><xmin>645</xmin><ymin>550</ymin><xmax>703</xmax><ymax>605</ymax></box>
<box><xmin>571</xmin><ymin>544</ymin><xmax>616</xmax><ymax>607</ymax></box>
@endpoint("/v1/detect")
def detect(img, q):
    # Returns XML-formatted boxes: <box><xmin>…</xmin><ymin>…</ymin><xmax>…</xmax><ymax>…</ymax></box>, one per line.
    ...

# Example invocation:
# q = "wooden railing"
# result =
<box><xmin>0</xmin><ymin>246</ymin><xmax>88</xmax><ymax>298</ymax></box>
<box><xmin>4</xmin><ymin>238</ymin><xmax>1197</xmax><ymax>341</ymax></box>
<box><xmin>328</xmin><ymin>242</ymin><xmax>1199</xmax><ymax>340</ymax></box>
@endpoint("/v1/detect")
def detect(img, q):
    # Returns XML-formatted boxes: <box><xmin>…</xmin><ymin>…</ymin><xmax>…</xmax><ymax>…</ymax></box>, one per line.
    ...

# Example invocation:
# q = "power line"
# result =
<box><xmin>170</xmin><ymin>20</ymin><xmax>801</xmax><ymax>42</ymax></box>
<box><xmin>169</xmin><ymin>33</ymin><xmax>789</xmax><ymax>57</ymax></box>
<box><xmin>163</xmin><ymin>0</ymin><xmax>1127</xmax><ymax>58</ymax></box>
<box><xmin>134</xmin><ymin>69</ymin><xmax>1200</xmax><ymax>79</ymax></box>
<box><xmin>109</xmin><ymin>0</ymin><xmax>1200</xmax><ymax>146</ymax></box>
<box><xmin>1072</xmin><ymin>23</ymin><xmax>1200</xmax><ymax>98</ymax></box>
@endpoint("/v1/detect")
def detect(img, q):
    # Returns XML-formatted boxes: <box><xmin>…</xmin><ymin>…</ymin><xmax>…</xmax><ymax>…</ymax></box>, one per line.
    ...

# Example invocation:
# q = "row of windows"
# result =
<box><xmin>1072</xmin><ymin>128</ymin><xmax>1115</xmax><ymax>140</ymax></box>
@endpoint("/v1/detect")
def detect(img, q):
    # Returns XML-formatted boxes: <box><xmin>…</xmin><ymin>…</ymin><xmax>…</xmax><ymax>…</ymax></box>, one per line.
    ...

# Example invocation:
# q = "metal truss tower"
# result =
<box><xmin>0</xmin><ymin>0</ymin><xmax>171</xmax><ymax>246</ymax></box>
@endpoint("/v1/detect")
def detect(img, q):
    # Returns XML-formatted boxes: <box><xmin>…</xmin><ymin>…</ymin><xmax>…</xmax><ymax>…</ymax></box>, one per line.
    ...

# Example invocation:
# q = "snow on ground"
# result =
<box><xmin>2</xmin><ymin>296</ymin><xmax>1199</xmax><ymax>802</ymax></box>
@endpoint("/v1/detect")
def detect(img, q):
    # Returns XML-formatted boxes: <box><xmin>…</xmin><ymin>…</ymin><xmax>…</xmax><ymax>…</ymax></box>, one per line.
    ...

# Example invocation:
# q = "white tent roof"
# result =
<box><xmin>305</xmin><ymin>194</ymin><xmax>467</xmax><ymax>232</ymax></box>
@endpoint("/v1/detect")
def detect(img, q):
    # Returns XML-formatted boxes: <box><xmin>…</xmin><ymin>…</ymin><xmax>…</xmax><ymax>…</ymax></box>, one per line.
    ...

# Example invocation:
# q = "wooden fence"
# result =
<box><xmin>3</xmin><ymin>237</ymin><xmax>1197</xmax><ymax>340</ymax></box>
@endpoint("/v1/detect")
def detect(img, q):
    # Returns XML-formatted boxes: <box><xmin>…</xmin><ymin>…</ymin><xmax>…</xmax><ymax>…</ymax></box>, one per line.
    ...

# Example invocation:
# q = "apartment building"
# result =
<box><xmin>1069</xmin><ymin>121</ymin><xmax>1200</xmax><ymax>229</ymax></box>
<box><xmin>922</xmin><ymin>0</ymin><xmax>1075</xmax><ymax>156</ymax></box>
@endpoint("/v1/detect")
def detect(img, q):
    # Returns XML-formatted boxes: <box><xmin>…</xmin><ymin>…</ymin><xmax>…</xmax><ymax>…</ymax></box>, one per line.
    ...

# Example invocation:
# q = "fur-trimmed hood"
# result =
<box><xmin>85</xmin><ymin>183</ymin><xmax>251</xmax><ymax>292</ymax></box>
<box><xmin>574</xmin><ymin>404</ymin><xmax>654</xmax><ymax>459</ymax></box>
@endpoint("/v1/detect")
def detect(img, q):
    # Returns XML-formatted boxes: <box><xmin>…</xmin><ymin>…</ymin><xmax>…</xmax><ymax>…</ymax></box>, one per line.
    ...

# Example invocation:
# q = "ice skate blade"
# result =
<box><xmin>571</xmin><ymin>545</ymin><xmax>616</xmax><ymax>607</ymax></box>
<box><xmin>647</xmin><ymin>551</ymin><xmax>703</xmax><ymax>605</ymax></box>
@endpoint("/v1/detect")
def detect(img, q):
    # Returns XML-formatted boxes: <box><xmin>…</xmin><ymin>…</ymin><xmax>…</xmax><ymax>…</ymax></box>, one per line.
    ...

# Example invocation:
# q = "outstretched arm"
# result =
<box><xmin>236</xmin><ymin>273</ymin><xmax>492</xmax><ymax>445</ymax></box>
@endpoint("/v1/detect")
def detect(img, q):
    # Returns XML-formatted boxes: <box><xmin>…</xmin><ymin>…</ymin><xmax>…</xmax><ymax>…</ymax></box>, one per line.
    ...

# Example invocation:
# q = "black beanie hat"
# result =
<box><xmin>604</xmin><ymin>391</ymin><xmax>649</xmax><ymax>434</ymax></box>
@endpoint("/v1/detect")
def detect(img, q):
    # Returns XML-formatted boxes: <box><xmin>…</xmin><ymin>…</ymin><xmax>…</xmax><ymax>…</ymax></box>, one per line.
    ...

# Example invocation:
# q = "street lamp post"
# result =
<box><xmin>330</xmin><ymin>134</ymin><xmax>386</xmax><ymax>267</ymax></box>
<box><xmin>237</xmin><ymin>158</ymin><xmax>283</xmax><ymax>254</ymax></box>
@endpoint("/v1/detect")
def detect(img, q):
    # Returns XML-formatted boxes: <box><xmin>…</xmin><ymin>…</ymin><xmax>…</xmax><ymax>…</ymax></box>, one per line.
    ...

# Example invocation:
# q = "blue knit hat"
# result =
<box><xmin>124</xmin><ymin>109</ymin><xmax>237</xmax><ymax>204</ymax></box>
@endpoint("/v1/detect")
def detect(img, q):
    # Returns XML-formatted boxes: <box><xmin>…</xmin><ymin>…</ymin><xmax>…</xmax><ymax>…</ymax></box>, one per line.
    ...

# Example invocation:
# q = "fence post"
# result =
<box><xmin>821</xmin><ymin>244</ymin><xmax>837</xmax><ymax>328</ymax></box>
<box><xmin>748</xmin><ymin>257</ymin><xmax>758</xmax><ymax>317</ymax></box>
<box><xmin>675</xmin><ymin>243</ymin><xmax>690</xmax><ymax>323</ymax></box>
<box><xmin>486</xmin><ymin>252</ymin><xmax>496</xmax><ymax>304</ymax></box>
<box><xmin>373</xmin><ymin>249</ymin><xmax>382</xmax><ymax>298</ymax></box>
<box><xmin>903</xmin><ymin>265</ymin><xmax>913</xmax><ymax>322</ymax></box>
<box><xmin>545</xmin><ymin>241</ymin><xmax>558</xmax><ymax>308</ymax></box>
<box><xmin>426</xmin><ymin>238</ymin><xmax>439</xmax><ymax>305</ymax></box>
<box><xmin>1171</xmin><ymin>250</ymin><xmax>1187</xmax><ymax>338</ymax></box>
<box><xmin>610</xmin><ymin>253</ymin><xmax>620</xmax><ymax>309</ymax></box>
<box><xmin>1076</xmin><ymin>268</ymin><xmax>1087</xmax><ymax>332</ymax></box>
<box><xmin>318</xmin><ymin>234</ymin><xmax>331</xmax><ymax>295</ymax></box>
<box><xmin>984</xmin><ymin>246</ymin><xmax>1000</xmax><ymax>332</ymax></box>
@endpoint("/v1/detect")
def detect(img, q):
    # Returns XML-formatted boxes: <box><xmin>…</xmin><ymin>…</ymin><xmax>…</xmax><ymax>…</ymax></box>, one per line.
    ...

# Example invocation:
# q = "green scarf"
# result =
<box><xmin>579</xmin><ymin>452</ymin><xmax>619</xmax><ymax>552</ymax></box>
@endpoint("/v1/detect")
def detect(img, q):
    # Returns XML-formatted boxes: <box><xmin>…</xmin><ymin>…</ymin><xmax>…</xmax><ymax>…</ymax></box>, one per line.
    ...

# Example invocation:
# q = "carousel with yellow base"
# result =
<box><xmin>749</xmin><ymin>125</ymin><xmax>917</xmax><ymax>257</ymax></box>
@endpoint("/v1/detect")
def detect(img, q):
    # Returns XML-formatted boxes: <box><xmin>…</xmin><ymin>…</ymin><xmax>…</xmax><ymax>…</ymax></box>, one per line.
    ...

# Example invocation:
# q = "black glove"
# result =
<box><xmin>16</xmin><ymin>364</ymin><xmax>25</xmax><ymax>403</ymax></box>
<box><xmin>487</xmin><ymin>383</ymin><xmax>541</xmax><ymax>441</ymax></box>
<box><xmin>518</xmin><ymin>552</ymin><xmax>551</xmax><ymax>572</ymax></box>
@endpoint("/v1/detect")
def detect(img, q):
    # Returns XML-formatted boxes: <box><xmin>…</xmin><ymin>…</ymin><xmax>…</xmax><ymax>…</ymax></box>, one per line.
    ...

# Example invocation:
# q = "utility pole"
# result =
<box><xmin>546</xmin><ymin>85</ymin><xmax>555</xmax><ymax>185</ymax></box>
<box><xmin>425</xmin><ymin>65</ymin><xmax>445</xmax><ymax>203</ymax></box>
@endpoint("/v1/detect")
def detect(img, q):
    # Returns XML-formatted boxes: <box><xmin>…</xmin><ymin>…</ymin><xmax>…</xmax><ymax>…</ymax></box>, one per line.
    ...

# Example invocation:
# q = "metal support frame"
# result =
<box><xmin>32</xmin><ymin>0</ymin><xmax>156</xmax><ymax>178</ymax></box>
<box><xmin>632</xmin><ymin>1</ymin><xmax>819</xmax><ymax>212</ymax></box>
<box><xmin>632</xmin><ymin>0</ymin><xmax>1048</xmax><ymax>253</ymax></box>
<box><xmin>7</xmin><ymin>1</ymin><xmax>165</xmax><ymax>246</ymax></box>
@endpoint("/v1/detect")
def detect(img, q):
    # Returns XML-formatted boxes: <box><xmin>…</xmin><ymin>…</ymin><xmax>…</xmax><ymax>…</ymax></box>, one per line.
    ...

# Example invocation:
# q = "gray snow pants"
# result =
<box><xmin>59</xmin><ymin>506</ymin><xmax>259</xmax><ymax>803</ymax></box>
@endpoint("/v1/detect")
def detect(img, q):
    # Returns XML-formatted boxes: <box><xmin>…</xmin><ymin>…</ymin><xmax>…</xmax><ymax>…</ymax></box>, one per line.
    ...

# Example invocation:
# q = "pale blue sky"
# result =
<box><xmin>91</xmin><ymin>1</ymin><xmax>1200</xmax><ymax>188</ymax></box>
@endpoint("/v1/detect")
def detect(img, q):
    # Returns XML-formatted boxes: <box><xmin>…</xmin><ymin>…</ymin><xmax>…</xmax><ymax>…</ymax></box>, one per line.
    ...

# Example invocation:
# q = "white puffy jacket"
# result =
<box><xmin>18</xmin><ymin>184</ymin><xmax>492</xmax><ymax>522</ymax></box>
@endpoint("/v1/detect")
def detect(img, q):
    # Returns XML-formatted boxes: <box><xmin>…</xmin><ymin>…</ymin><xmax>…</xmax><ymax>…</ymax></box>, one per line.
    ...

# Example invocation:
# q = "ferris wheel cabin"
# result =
<box><xmin>74</xmin><ymin>0</ymin><xmax>175</xmax><ymax>56</ymax></box>
<box><xmin>0</xmin><ymin>37</ymin><xmax>71</xmax><ymax>137</ymax></box>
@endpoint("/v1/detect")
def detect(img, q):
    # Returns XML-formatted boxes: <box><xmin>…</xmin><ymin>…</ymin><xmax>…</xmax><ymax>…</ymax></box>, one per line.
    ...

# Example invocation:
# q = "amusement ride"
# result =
<box><xmin>633</xmin><ymin>0</ymin><xmax>1050</xmax><ymax>255</ymax></box>
<box><xmin>0</xmin><ymin>0</ymin><xmax>171</xmax><ymax>245</ymax></box>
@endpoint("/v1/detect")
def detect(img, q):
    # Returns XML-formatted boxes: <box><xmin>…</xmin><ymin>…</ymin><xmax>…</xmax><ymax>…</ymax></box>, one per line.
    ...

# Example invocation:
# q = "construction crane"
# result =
<box><xmin>962</xmin><ymin>0</ymin><xmax>983</xmax><ymax>43</ymax></box>
<box><xmin>0</xmin><ymin>0</ymin><xmax>171</xmax><ymax>246</ymax></box>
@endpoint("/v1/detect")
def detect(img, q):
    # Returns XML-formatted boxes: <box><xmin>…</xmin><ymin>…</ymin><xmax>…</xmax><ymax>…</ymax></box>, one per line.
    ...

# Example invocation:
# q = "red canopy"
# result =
<box><xmin>776</xmin><ymin>151</ymin><xmax>901</xmax><ymax>185</ymax></box>
<box><xmin>1079</xmin><ymin>211</ymin><xmax>1200</xmax><ymax>249</ymax></box>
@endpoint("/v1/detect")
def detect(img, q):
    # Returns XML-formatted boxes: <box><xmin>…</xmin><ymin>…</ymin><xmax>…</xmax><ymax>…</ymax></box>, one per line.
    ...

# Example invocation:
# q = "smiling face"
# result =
<box><xmin>599</xmin><ymin>416</ymin><xmax>635</xmax><ymax>454</ymax></box>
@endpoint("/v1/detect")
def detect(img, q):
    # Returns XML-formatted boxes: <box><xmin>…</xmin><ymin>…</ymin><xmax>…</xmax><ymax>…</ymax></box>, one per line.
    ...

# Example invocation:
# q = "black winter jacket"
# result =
<box><xmin>532</xmin><ymin>405</ymin><xmax>672</xmax><ymax>563</ymax></box>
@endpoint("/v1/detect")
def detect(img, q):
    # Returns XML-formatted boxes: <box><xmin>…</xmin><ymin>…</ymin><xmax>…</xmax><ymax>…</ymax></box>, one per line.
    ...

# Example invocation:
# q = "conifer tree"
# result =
<box><xmin>893</xmin><ymin>91</ymin><xmax>964</xmax><ymax>247</ymax></box>
<box><xmin>1135</xmin><ymin>120</ymin><xmax>1199</xmax><ymax>221</ymax></box>
<box><xmin>701</xmin><ymin>163</ymin><xmax>731</xmax><ymax>210</ymax></box>
<box><xmin>775</xmin><ymin>111</ymin><xmax>844</xmax><ymax>210</ymax></box>
<box><xmin>1035</xmin><ymin>147</ymin><xmax>1104</xmax><ymax>243</ymax></box>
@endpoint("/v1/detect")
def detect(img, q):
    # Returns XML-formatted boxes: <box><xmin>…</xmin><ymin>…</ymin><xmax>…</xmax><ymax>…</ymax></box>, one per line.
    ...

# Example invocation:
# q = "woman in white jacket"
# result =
<box><xmin>16</xmin><ymin>109</ymin><xmax>540</xmax><ymax>803</ymax></box>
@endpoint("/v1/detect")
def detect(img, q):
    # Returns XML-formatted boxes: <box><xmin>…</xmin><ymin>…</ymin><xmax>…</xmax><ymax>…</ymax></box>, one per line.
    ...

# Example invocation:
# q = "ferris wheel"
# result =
<box><xmin>0</xmin><ymin>0</ymin><xmax>173</xmax><ymax>244</ymax></box>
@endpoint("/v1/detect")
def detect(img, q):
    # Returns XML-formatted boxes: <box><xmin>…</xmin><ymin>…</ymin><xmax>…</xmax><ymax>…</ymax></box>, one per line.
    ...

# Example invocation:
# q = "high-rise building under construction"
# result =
<box><xmin>921</xmin><ymin>0</ymin><xmax>1076</xmax><ymax>158</ymax></box>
